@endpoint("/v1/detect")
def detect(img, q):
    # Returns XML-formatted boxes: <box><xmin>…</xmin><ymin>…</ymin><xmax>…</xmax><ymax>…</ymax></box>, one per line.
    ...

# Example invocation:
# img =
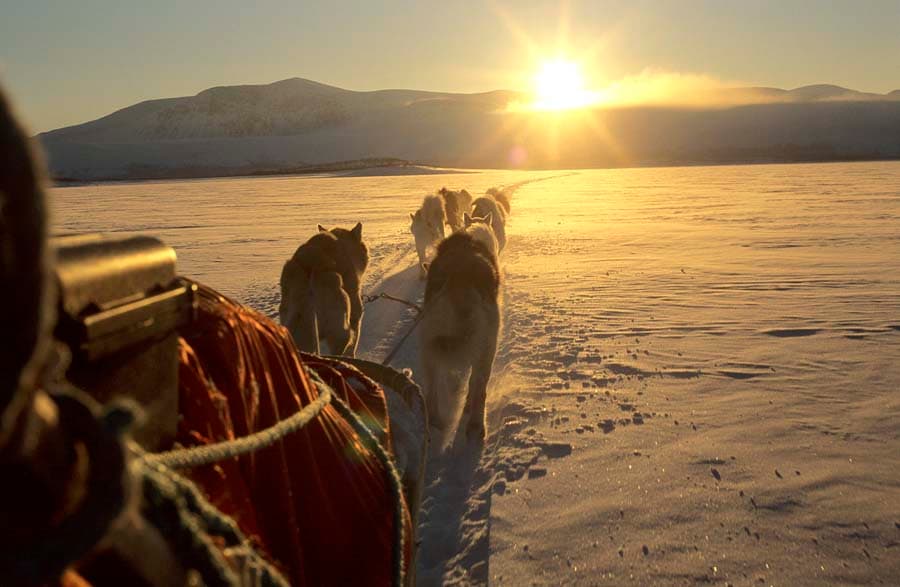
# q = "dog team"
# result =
<box><xmin>278</xmin><ymin>185</ymin><xmax>513</xmax><ymax>444</ymax></box>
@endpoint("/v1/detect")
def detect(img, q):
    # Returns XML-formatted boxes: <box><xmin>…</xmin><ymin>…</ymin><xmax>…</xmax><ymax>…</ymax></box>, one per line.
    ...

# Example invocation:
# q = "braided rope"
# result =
<box><xmin>144</xmin><ymin>384</ymin><xmax>332</xmax><ymax>469</ymax></box>
<box><xmin>144</xmin><ymin>367</ymin><xmax>407</xmax><ymax>586</ymax></box>
<box><xmin>138</xmin><ymin>454</ymin><xmax>289</xmax><ymax>587</ymax></box>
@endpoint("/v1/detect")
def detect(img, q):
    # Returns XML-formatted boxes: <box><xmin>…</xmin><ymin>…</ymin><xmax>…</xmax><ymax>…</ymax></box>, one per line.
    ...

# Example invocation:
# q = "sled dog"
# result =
<box><xmin>410</xmin><ymin>194</ymin><xmax>446</xmax><ymax>276</ymax></box>
<box><xmin>471</xmin><ymin>195</ymin><xmax>507</xmax><ymax>252</ymax></box>
<box><xmin>279</xmin><ymin>222</ymin><xmax>368</xmax><ymax>356</ymax></box>
<box><xmin>464</xmin><ymin>212</ymin><xmax>499</xmax><ymax>259</ymax></box>
<box><xmin>420</xmin><ymin>232</ymin><xmax>500</xmax><ymax>445</ymax></box>
<box><xmin>485</xmin><ymin>187</ymin><xmax>511</xmax><ymax>215</ymax></box>
<box><xmin>438</xmin><ymin>187</ymin><xmax>474</xmax><ymax>233</ymax></box>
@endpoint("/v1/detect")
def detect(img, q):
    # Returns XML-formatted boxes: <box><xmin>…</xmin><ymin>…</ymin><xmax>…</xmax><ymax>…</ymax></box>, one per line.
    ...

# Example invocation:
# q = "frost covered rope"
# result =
<box><xmin>137</xmin><ymin>452</ymin><xmax>289</xmax><ymax>587</ymax></box>
<box><xmin>144</xmin><ymin>383</ymin><xmax>333</xmax><ymax>469</ymax></box>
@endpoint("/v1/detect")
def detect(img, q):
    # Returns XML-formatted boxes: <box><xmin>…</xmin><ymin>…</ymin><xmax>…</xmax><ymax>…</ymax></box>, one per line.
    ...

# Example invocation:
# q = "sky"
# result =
<box><xmin>1</xmin><ymin>0</ymin><xmax>899</xmax><ymax>132</ymax></box>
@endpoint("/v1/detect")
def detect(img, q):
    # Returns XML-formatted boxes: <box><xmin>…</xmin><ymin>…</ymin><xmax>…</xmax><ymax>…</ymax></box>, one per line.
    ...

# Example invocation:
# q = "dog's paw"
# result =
<box><xmin>466</xmin><ymin>420</ymin><xmax>486</xmax><ymax>443</ymax></box>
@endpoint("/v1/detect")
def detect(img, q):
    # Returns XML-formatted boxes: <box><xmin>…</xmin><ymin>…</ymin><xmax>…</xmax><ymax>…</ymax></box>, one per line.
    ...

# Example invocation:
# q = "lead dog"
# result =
<box><xmin>419</xmin><ymin>232</ymin><xmax>500</xmax><ymax>445</ymax></box>
<box><xmin>279</xmin><ymin>222</ymin><xmax>368</xmax><ymax>356</ymax></box>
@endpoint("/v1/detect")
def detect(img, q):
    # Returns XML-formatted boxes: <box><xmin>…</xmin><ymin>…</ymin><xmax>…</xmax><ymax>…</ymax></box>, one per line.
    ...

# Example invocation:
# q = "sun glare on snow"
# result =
<box><xmin>532</xmin><ymin>59</ymin><xmax>598</xmax><ymax>111</ymax></box>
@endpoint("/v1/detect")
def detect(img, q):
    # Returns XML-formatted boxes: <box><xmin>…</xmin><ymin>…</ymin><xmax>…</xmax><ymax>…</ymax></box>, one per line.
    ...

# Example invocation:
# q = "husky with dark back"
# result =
<box><xmin>279</xmin><ymin>222</ymin><xmax>369</xmax><ymax>356</ymax></box>
<box><xmin>438</xmin><ymin>187</ymin><xmax>473</xmax><ymax>233</ymax></box>
<box><xmin>419</xmin><ymin>232</ymin><xmax>500</xmax><ymax>446</ymax></box>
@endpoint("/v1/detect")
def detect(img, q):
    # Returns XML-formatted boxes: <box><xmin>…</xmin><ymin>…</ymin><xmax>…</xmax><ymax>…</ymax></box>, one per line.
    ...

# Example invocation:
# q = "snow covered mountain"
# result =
<box><xmin>39</xmin><ymin>78</ymin><xmax>900</xmax><ymax>180</ymax></box>
<box><xmin>44</xmin><ymin>78</ymin><xmax>518</xmax><ymax>143</ymax></box>
<box><xmin>40</xmin><ymin>78</ymin><xmax>520</xmax><ymax>179</ymax></box>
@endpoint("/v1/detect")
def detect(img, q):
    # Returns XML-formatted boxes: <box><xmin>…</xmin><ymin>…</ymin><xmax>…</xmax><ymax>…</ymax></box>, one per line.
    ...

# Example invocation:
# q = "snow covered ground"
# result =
<box><xmin>52</xmin><ymin>161</ymin><xmax>900</xmax><ymax>585</ymax></box>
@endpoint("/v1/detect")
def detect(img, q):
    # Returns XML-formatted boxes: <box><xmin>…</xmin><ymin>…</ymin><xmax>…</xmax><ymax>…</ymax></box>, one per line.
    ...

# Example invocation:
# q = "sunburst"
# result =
<box><xmin>532</xmin><ymin>59</ymin><xmax>598</xmax><ymax>111</ymax></box>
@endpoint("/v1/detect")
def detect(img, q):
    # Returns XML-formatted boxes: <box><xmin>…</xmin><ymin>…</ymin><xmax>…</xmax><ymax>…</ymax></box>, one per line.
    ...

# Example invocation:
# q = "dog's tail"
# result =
<box><xmin>279</xmin><ymin>261</ymin><xmax>320</xmax><ymax>354</ymax></box>
<box><xmin>309</xmin><ymin>271</ymin><xmax>351</xmax><ymax>356</ymax></box>
<box><xmin>423</xmin><ymin>286</ymin><xmax>481</xmax><ymax>357</ymax></box>
<box><xmin>421</xmin><ymin>285</ymin><xmax>486</xmax><ymax>448</ymax></box>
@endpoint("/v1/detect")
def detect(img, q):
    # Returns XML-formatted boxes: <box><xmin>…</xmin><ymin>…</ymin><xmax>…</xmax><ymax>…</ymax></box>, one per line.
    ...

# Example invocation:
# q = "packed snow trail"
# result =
<box><xmin>355</xmin><ymin>179</ymin><xmax>566</xmax><ymax>586</ymax></box>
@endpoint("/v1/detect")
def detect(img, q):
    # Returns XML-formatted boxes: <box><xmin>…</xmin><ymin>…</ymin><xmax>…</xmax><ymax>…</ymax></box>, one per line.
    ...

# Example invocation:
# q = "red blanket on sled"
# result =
<box><xmin>175</xmin><ymin>284</ymin><xmax>410</xmax><ymax>585</ymax></box>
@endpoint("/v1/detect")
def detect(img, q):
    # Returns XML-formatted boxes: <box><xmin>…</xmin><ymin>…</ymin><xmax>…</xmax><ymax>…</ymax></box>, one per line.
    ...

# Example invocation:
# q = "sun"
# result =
<box><xmin>532</xmin><ymin>59</ymin><xmax>597</xmax><ymax>111</ymax></box>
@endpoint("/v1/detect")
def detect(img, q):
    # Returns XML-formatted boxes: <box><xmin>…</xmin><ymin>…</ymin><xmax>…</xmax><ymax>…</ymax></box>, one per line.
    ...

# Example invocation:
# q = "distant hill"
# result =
<box><xmin>39</xmin><ymin>78</ymin><xmax>900</xmax><ymax>180</ymax></box>
<box><xmin>44</xmin><ymin>78</ymin><xmax>519</xmax><ymax>143</ymax></box>
<box><xmin>716</xmin><ymin>84</ymin><xmax>900</xmax><ymax>105</ymax></box>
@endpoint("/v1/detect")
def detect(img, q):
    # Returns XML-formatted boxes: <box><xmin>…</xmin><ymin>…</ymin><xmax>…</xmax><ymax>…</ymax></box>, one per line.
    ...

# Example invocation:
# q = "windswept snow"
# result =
<box><xmin>52</xmin><ymin>161</ymin><xmax>900</xmax><ymax>585</ymax></box>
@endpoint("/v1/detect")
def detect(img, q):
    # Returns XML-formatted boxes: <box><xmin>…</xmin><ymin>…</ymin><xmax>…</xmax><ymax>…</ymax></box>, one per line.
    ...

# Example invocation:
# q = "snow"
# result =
<box><xmin>51</xmin><ymin>161</ymin><xmax>900</xmax><ymax>585</ymax></box>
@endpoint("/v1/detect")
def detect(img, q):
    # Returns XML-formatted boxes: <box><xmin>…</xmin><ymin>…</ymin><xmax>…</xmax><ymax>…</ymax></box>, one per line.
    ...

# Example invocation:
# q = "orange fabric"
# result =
<box><xmin>301</xmin><ymin>352</ymin><xmax>392</xmax><ymax>448</ymax></box>
<box><xmin>57</xmin><ymin>570</ymin><xmax>91</xmax><ymax>587</ymax></box>
<box><xmin>176</xmin><ymin>283</ymin><xmax>410</xmax><ymax>586</ymax></box>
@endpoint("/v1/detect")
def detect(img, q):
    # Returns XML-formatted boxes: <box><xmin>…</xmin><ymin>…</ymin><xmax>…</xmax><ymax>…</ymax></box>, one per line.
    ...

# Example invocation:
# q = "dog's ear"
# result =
<box><xmin>317</xmin><ymin>224</ymin><xmax>328</xmax><ymax>232</ymax></box>
<box><xmin>464</xmin><ymin>212</ymin><xmax>472</xmax><ymax>227</ymax></box>
<box><xmin>351</xmin><ymin>222</ymin><xmax>363</xmax><ymax>241</ymax></box>
<box><xmin>461</xmin><ymin>189</ymin><xmax>470</xmax><ymax>197</ymax></box>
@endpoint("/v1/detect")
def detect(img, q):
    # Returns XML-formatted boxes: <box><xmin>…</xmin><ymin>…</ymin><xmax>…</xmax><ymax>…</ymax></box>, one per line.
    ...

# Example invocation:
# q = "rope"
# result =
<box><xmin>308</xmin><ymin>373</ymin><xmax>407</xmax><ymax>587</ymax></box>
<box><xmin>137</xmin><ymin>453</ymin><xmax>289</xmax><ymax>587</ymax></box>
<box><xmin>362</xmin><ymin>290</ymin><xmax>427</xmax><ymax>366</ymax></box>
<box><xmin>144</xmin><ymin>384</ymin><xmax>332</xmax><ymax>469</ymax></box>
<box><xmin>381</xmin><ymin>312</ymin><xmax>425</xmax><ymax>366</ymax></box>
<box><xmin>144</xmin><ymin>369</ymin><xmax>407</xmax><ymax>586</ymax></box>
<box><xmin>364</xmin><ymin>291</ymin><xmax>423</xmax><ymax>314</ymax></box>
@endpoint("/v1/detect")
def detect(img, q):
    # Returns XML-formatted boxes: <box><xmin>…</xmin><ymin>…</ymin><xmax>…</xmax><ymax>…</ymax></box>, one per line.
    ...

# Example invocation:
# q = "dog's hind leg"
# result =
<box><xmin>463</xmin><ymin>364</ymin><xmax>490</xmax><ymax>443</ymax></box>
<box><xmin>414</xmin><ymin>237</ymin><xmax>430</xmax><ymax>279</ymax></box>
<box><xmin>463</xmin><ymin>329</ymin><xmax>498</xmax><ymax>443</ymax></box>
<box><xmin>422</xmin><ymin>353</ymin><xmax>468</xmax><ymax>451</ymax></box>
<box><xmin>348</xmin><ymin>297</ymin><xmax>363</xmax><ymax>357</ymax></box>
<box><xmin>321</xmin><ymin>304</ymin><xmax>353</xmax><ymax>357</ymax></box>
<box><xmin>309</xmin><ymin>272</ymin><xmax>350</xmax><ymax>356</ymax></box>
<box><xmin>279</xmin><ymin>269</ymin><xmax>320</xmax><ymax>354</ymax></box>
<box><xmin>322</xmin><ymin>330</ymin><xmax>352</xmax><ymax>357</ymax></box>
<box><xmin>421</xmin><ymin>352</ymin><xmax>446</xmax><ymax>433</ymax></box>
